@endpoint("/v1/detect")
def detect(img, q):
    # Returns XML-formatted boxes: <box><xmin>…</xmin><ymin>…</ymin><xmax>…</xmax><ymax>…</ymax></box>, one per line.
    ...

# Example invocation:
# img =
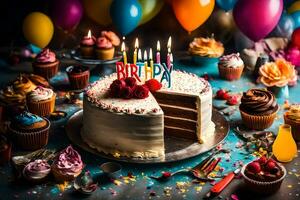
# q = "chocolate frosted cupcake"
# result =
<box><xmin>27</xmin><ymin>86</ymin><xmax>56</xmax><ymax>117</ymax></box>
<box><xmin>32</xmin><ymin>49</ymin><xmax>59</xmax><ymax>79</ymax></box>
<box><xmin>240</xmin><ymin>89</ymin><xmax>279</xmax><ymax>130</ymax></box>
<box><xmin>284</xmin><ymin>104</ymin><xmax>300</xmax><ymax>141</ymax></box>
<box><xmin>0</xmin><ymin>135</ymin><xmax>11</xmax><ymax>165</ymax></box>
<box><xmin>66</xmin><ymin>66</ymin><xmax>90</xmax><ymax>90</ymax></box>
<box><xmin>23</xmin><ymin>159</ymin><xmax>51</xmax><ymax>183</ymax></box>
<box><xmin>218</xmin><ymin>53</ymin><xmax>244</xmax><ymax>81</ymax></box>
<box><xmin>9</xmin><ymin>111</ymin><xmax>50</xmax><ymax>150</ymax></box>
<box><xmin>51</xmin><ymin>145</ymin><xmax>84</xmax><ymax>182</ymax></box>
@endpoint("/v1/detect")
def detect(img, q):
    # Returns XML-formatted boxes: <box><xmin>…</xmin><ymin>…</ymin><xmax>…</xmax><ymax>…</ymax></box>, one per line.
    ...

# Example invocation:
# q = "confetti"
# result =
<box><xmin>231</xmin><ymin>194</ymin><xmax>239</xmax><ymax>200</ymax></box>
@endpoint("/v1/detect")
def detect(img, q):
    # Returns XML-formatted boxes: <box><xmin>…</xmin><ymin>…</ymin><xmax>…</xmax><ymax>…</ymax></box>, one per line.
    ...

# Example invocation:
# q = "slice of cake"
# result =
<box><xmin>82</xmin><ymin>71</ymin><xmax>214</xmax><ymax>159</ymax></box>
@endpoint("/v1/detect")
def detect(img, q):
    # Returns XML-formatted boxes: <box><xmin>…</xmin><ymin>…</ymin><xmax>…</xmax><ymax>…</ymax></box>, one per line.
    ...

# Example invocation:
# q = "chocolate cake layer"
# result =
<box><xmin>160</xmin><ymin>104</ymin><xmax>198</xmax><ymax>121</ymax></box>
<box><xmin>164</xmin><ymin>126</ymin><xmax>197</xmax><ymax>140</ymax></box>
<box><xmin>153</xmin><ymin>92</ymin><xmax>197</xmax><ymax>109</ymax></box>
<box><xmin>164</xmin><ymin>116</ymin><xmax>197</xmax><ymax>131</ymax></box>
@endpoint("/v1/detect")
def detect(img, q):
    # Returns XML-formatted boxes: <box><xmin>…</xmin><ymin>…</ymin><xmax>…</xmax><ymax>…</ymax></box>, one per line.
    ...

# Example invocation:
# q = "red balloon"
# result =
<box><xmin>292</xmin><ymin>28</ymin><xmax>300</xmax><ymax>48</ymax></box>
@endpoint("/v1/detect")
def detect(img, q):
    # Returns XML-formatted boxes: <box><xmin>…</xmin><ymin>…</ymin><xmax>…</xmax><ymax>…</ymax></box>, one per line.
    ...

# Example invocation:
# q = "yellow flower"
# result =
<box><xmin>259</xmin><ymin>59</ymin><xmax>296</xmax><ymax>87</ymax></box>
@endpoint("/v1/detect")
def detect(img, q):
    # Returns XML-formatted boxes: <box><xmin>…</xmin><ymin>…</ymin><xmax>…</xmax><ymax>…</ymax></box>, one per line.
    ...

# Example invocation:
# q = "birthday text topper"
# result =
<box><xmin>116</xmin><ymin>37</ymin><xmax>173</xmax><ymax>88</ymax></box>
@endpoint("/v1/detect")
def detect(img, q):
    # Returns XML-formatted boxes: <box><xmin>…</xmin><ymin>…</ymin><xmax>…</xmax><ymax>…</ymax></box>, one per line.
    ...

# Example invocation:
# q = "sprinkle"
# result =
<box><xmin>56</xmin><ymin>182</ymin><xmax>69</xmax><ymax>192</ymax></box>
<box><xmin>194</xmin><ymin>186</ymin><xmax>202</xmax><ymax>192</ymax></box>
<box><xmin>113</xmin><ymin>179</ymin><xmax>122</xmax><ymax>186</ymax></box>
<box><xmin>231</xmin><ymin>194</ymin><xmax>239</xmax><ymax>200</ymax></box>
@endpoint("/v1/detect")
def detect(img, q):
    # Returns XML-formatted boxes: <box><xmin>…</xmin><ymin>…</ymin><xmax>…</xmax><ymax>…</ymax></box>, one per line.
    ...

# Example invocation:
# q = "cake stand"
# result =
<box><xmin>65</xmin><ymin>109</ymin><xmax>229</xmax><ymax>164</ymax></box>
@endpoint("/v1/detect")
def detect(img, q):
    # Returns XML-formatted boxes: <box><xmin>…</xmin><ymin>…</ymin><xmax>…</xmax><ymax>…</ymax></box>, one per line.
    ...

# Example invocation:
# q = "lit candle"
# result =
<box><xmin>121</xmin><ymin>41</ymin><xmax>127</xmax><ymax>65</ymax></box>
<box><xmin>156</xmin><ymin>41</ymin><xmax>161</xmax><ymax>64</ymax></box>
<box><xmin>144</xmin><ymin>50</ymin><xmax>152</xmax><ymax>80</ymax></box>
<box><xmin>137</xmin><ymin>49</ymin><xmax>143</xmax><ymax>77</ymax></box>
<box><xmin>133</xmin><ymin>38</ymin><xmax>139</xmax><ymax>65</ymax></box>
<box><xmin>167</xmin><ymin>36</ymin><xmax>172</xmax><ymax>69</ymax></box>
<box><xmin>149</xmin><ymin>48</ymin><xmax>154</xmax><ymax>73</ymax></box>
<box><xmin>144</xmin><ymin>50</ymin><xmax>148</xmax><ymax>67</ymax></box>
<box><xmin>138</xmin><ymin>49</ymin><xmax>142</xmax><ymax>62</ymax></box>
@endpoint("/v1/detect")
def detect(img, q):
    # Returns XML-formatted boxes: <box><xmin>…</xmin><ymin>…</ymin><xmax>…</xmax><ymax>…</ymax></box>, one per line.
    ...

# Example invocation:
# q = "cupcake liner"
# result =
<box><xmin>241</xmin><ymin>163</ymin><xmax>286</xmax><ymax>195</ymax></box>
<box><xmin>27</xmin><ymin>94</ymin><xmax>56</xmax><ymax>117</ymax></box>
<box><xmin>80</xmin><ymin>46</ymin><xmax>94</xmax><ymax>58</ymax></box>
<box><xmin>51</xmin><ymin>165</ymin><xmax>81</xmax><ymax>182</ymax></box>
<box><xmin>218</xmin><ymin>65</ymin><xmax>244</xmax><ymax>81</ymax></box>
<box><xmin>0</xmin><ymin>142</ymin><xmax>11</xmax><ymax>165</ymax></box>
<box><xmin>32</xmin><ymin>60</ymin><xmax>59</xmax><ymax>80</ymax></box>
<box><xmin>9</xmin><ymin>118</ymin><xmax>50</xmax><ymax>150</ymax></box>
<box><xmin>240</xmin><ymin>108</ymin><xmax>278</xmax><ymax>130</ymax></box>
<box><xmin>22</xmin><ymin>168</ymin><xmax>50</xmax><ymax>184</ymax></box>
<box><xmin>67</xmin><ymin>71</ymin><xmax>90</xmax><ymax>90</ymax></box>
<box><xmin>95</xmin><ymin>47</ymin><xmax>114</xmax><ymax>60</ymax></box>
<box><xmin>284</xmin><ymin>114</ymin><xmax>300</xmax><ymax>141</ymax></box>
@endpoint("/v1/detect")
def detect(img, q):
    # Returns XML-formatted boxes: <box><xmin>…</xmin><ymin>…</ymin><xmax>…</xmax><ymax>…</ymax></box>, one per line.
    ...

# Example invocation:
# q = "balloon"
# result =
<box><xmin>51</xmin><ymin>0</ymin><xmax>83</xmax><ymax>31</ymax></box>
<box><xmin>110</xmin><ymin>0</ymin><xmax>142</xmax><ymax>36</ymax></box>
<box><xmin>23</xmin><ymin>12</ymin><xmax>54</xmax><ymax>48</ymax></box>
<box><xmin>288</xmin><ymin>1</ymin><xmax>300</xmax><ymax>14</ymax></box>
<box><xmin>233</xmin><ymin>0</ymin><xmax>283</xmax><ymax>41</ymax></box>
<box><xmin>83</xmin><ymin>0</ymin><xmax>112</xmax><ymax>26</ymax></box>
<box><xmin>292</xmin><ymin>28</ymin><xmax>300</xmax><ymax>47</ymax></box>
<box><xmin>271</xmin><ymin>12</ymin><xmax>295</xmax><ymax>38</ymax></box>
<box><xmin>206</xmin><ymin>10</ymin><xmax>236</xmax><ymax>43</ymax></box>
<box><xmin>172</xmin><ymin>0</ymin><xmax>215</xmax><ymax>32</ymax></box>
<box><xmin>138</xmin><ymin>0</ymin><xmax>164</xmax><ymax>25</ymax></box>
<box><xmin>216</xmin><ymin>0</ymin><xmax>237</xmax><ymax>11</ymax></box>
<box><xmin>291</xmin><ymin>11</ymin><xmax>300</xmax><ymax>29</ymax></box>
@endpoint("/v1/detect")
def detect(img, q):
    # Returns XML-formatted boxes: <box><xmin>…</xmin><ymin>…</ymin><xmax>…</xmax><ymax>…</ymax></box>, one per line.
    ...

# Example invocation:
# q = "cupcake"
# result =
<box><xmin>26</xmin><ymin>74</ymin><xmax>51</xmax><ymax>89</ymax></box>
<box><xmin>218</xmin><ymin>53</ymin><xmax>244</xmax><ymax>81</ymax></box>
<box><xmin>239</xmin><ymin>89</ymin><xmax>279</xmax><ymax>130</ymax></box>
<box><xmin>241</xmin><ymin>157</ymin><xmax>286</xmax><ymax>195</ymax></box>
<box><xmin>51</xmin><ymin>145</ymin><xmax>84</xmax><ymax>182</ymax></box>
<box><xmin>12</xmin><ymin>74</ymin><xmax>36</xmax><ymax>94</ymax></box>
<box><xmin>23</xmin><ymin>159</ymin><xmax>51</xmax><ymax>183</ymax></box>
<box><xmin>0</xmin><ymin>135</ymin><xmax>11</xmax><ymax>165</ymax></box>
<box><xmin>26</xmin><ymin>86</ymin><xmax>56</xmax><ymax>117</ymax></box>
<box><xmin>32</xmin><ymin>49</ymin><xmax>59</xmax><ymax>80</ymax></box>
<box><xmin>66</xmin><ymin>66</ymin><xmax>90</xmax><ymax>90</ymax></box>
<box><xmin>95</xmin><ymin>31</ymin><xmax>120</xmax><ymax>60</ymax></box>
<box><xmin>80</xmin><ymin>30</ymin><xmax>96</xmax><ymax>58</ymax></box>
<box><xmin>284</xmin><ymin>104</ymin><xmax>300</xmax><ymax>141</ymax></box>
<box><xmin>8</xmin><ymin>111</ymin><xmax>50</xmax><ymax>150</ymax></box>
<box><xmin>189</xmin><ymin>37</ymin><xmax>224</xmax><ymax>65</ymax></box>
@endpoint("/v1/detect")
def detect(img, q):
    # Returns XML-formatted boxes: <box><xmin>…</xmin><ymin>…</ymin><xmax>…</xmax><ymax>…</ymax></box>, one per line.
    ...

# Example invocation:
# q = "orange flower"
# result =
<box><xmin>259</xmin><ymin>59</ymin><xmax>296</xmax><ymax>87</ymax></box>
<box><xmin>189</xmin><ymin>37</ymin><xmax>224</xmax><ymax>58</ymax></box>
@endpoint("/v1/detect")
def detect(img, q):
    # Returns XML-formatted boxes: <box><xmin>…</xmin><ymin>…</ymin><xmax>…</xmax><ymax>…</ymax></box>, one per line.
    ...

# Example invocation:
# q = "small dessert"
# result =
<box><xmin>80</xmin><ymin>30</ymin><xmax>96</xmax><ymax>58</ymax></box>
<box><xmin>23</xmin><ymin>159</ymin><xmax>51</xmax><ymax>183</ymax></box>
<box><xmin>12</xmin><ymin>74</ymin><xmax>36</xmax><ymax>95</ymax></box>
<box><xmin>32</xmin><ymin>49</ymin><xmax>59</xmax><ymax>79</ymax></box>
<box><xmin>241</xmin><ymin>156</ymin><xmax>286</xmax><ymax>194</ymax></box>
<box><xmin>26</xmin><ymin>74</ymin><xmax>51</xmax><ymax>88</ymax></box>
<box><xmin>0</xmin><ymin>135</ymin><xmax>11</xmax><ymax>165</ymax></box>
<box><xmin>8</xmin><ymin>111</ymin><xmax>50</xmax><ymax>150</ymax></box>
<box><xmin>218</xmin><ymin>53</ymin><xmax>244</xmax><ymax>81</ymax></box>
<box><xmin>240</xmin><ymin>89</ymin><xmax>279</xmax><ymax>130</ymax></box>
<box><xmin>27</xmin><ymin>86</ymin><xmax>56</xmax><ymax>116</ymax></box>
<box><xmin>284</xmin><ymin>104</ymin><xmax>300</xmax><ymax>141</ymax></box>
<box><xmin>51</xmin><ymin>145</ymin><xmax>84</xmax><ymax>182</ymax></box>
<box><xmin>95</xmin><ymin>31</ymin><xmax>120</xmax><ymax>60</ymax></box>
<box><xmin>66</xmin><ymin>66</ymin><xmax>90</xmax><ymax>90</ymax></box>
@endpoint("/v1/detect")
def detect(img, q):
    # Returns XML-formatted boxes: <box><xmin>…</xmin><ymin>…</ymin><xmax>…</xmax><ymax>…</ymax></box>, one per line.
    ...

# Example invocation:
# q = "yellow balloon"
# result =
<box><xmin>83</xmin><ymin>0</ymin><xmax>112</xmax><ymax>26</ymax></box>
<box><xmin>138</xmin><ymin>0</ymin><xmax>164</xmax><ymax>25</ymax></box>
<box><xmin>23</xmin><ymin>12</ymin><xmax>54</xmax><ymax>48</ymax></box>
<box><xmin>288</xmin><ymin>1</ymin><xmax>300</xmax><ymax>14</ymax></box>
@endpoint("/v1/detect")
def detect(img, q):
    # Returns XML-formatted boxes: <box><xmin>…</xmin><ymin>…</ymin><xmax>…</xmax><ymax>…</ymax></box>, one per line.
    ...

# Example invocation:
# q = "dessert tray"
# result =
<box><xmin>66</xmin><ymin>109</ymin><xmax>229</xmax><ymax>163</ymax></box>
<box><xmin>70</xmin><ymin>49</ymin><xmax>122</xmax><ymax>65</ymax></box>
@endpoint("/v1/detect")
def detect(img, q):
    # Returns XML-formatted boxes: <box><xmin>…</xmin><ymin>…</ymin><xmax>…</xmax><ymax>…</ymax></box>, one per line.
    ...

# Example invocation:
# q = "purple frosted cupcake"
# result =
<box><xmin>23</xmin><ymin>159</ymin><xmax>51</xmax><ymax>183</ymax></box>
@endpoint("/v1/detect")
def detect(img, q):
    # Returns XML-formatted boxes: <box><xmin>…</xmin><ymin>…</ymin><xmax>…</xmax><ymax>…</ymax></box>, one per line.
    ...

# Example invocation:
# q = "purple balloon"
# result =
<box><xmin>51</xmin><ymin>0</ymin><xmax>83</xmax><ymax>31</ymax></box>
<box><xmin>233</xmin><ymin>0</ymin><xmax>283</xmax><ymax>41</ymax></box>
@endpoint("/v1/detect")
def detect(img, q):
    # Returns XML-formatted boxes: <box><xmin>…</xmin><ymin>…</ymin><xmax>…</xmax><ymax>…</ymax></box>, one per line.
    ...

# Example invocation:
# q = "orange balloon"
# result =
<box><xmin>172</xmin><ymin>0</ymin><xmax>215</xmax><ymax>32</ymax></box>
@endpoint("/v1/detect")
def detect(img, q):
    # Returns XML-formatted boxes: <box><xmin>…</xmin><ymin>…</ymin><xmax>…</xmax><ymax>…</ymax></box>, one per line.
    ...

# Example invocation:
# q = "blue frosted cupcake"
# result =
<box><xmin>9</xmin><ymin>111</ymin><xmax>50</xmax><ymax>150</ymax></box>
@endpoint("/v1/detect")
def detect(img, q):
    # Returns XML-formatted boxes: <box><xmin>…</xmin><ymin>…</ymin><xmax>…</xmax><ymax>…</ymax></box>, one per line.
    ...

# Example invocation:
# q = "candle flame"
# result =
<box><xmin>138</xmin><ymin>49</ymin><xmax>142</xmax><ymax>60</ymax></box>
<box><xmin>121</xmin><ymin>42</ymin><xmax>125</xmax><ymax>52</ymax></box>
<box><xmin>144</xmin><ymin>50</ymin><xmax>148</xmax><ymax>61</ymax></box>
<box><xmin>157</xmin><ymin>41</ymin><xmax>160</xmax><ymax>51</ymax></box>
<box><xmin>87</xmin><ymin>30</ymin><xmax>91</xmax><ymax>38</ymax></box>
<box><xmin>149</xmin><ymin>48</ymin><xmax>153</xmax><ymax>60</ymax></box>
<box><xmin>167</xmin><ymin>36</ymin><xmax>172</xmax><ymax>49</ymax></box>
<box><xmin>135</xmin><ymin>38</ymin><xmax>139</xmax><ymax>49</ymax></box>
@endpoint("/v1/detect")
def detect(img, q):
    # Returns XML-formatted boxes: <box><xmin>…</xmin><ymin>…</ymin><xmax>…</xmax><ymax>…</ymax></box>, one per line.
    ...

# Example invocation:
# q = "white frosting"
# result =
<box><xmin>219</xmin><ymin>53</ymin><xmax>244</xmax><ymax>68</ymax></box>
<box><xmin>27</xmin><ymin>86</ymin><xmax>54</xmax><ymax>102</ymax></box>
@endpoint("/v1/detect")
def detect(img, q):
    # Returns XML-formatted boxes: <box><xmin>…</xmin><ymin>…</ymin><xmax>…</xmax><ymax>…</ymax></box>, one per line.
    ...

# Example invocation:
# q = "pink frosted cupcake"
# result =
<box><xmin>51</xmin><ymin>145</ymin><xmax>84</xmax><ymax>182</ymax></box>
<box><xmin>32</xmin><ymin>49</ymin><xmax>59</xmax><ymax>79</ymax></box>
<box><xmin>80</xmin><ymin>30</ymin><xmax>96</xmax><ymax>58</ymax></box>
<box><xmin>218</xmin><ymin>53</ymin><xmax>244</xmax><ymax>81</ymax></box>
<box><xmin>95</xmin><ymin>31</ymin><xmax>120</xmax><ymax>60</ymax></box>
<box><xmin>23</xmin><ymin>159</ymin><xmax>51</xmax><ymax>183</ymax></box>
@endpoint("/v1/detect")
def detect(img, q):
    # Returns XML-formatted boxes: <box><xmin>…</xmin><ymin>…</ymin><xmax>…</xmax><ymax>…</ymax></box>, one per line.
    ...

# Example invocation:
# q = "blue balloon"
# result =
<box><xmin>291</xmin><ymin>11</ymin><xmax>300</xmax><ymax>29</ymax></box>
<box><xmin>216</xmin><ymin>0</ymin><xmax>238</xmax><ymax>11</ymax></box>
<box><xmin>271</xmin><ymin>12</ymin><xmax>295</xmax><ymax>38</ymax></box>
<box><xmin>110</xmin><ymin>0</ymin><xmax>142</xmax><ymax>36</ymax></box>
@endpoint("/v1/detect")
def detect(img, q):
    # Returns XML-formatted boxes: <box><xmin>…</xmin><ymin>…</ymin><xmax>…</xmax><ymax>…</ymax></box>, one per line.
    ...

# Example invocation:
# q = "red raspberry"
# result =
<box><xmin>247</xmin><ymin>161</ymin><xmax>261</xmax><ymax>173</ymax></box>
<box><xmin>226</xmin><ymin>95</ymin><xmax>239</xmax><ymax>105</ymax></box>
<box><xmin>266</xmin><ymin>161</ymin><xmax>276</xmax><ymax>171</ymax></box>
<box><xmin>216</xmin><ymin>89</ymin><xmax>227</xmax><ymax>99</ymax></box>
<box><xmin>162</xmin><ymin>172</ymin><xmax>171</xmax><ymax>178</ymax></box>
<box><xmin>258</xmin><ymin>156</ymin><xmax>268</xmax><ymax>165</ymax></box>
<box><xmin>144</xmin><ymin>79</ymin><xmax>162</xmax><ymax>92</ymax></box>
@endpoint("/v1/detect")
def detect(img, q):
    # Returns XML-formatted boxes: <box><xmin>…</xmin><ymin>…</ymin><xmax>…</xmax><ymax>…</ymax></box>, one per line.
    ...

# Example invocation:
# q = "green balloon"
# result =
<box><xmin>138</xmin><ymin>0</ymin><xmax>164</xmax><ymax>25</ymax></box>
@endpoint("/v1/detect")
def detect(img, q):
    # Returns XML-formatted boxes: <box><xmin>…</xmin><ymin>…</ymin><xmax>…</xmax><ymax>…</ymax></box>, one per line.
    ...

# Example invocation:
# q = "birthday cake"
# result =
<box><xmin>82</xmin><ymin>70</ymin><xmax>214</xmax><ymax>159</ymax></box>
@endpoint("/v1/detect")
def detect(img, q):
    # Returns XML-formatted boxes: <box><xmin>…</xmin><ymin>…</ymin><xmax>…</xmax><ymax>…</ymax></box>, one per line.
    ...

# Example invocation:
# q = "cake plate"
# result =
<box><xmin>66</xmin><ymin>110</ymin><xmax>229</xmax><ymax>163</ymax></box>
